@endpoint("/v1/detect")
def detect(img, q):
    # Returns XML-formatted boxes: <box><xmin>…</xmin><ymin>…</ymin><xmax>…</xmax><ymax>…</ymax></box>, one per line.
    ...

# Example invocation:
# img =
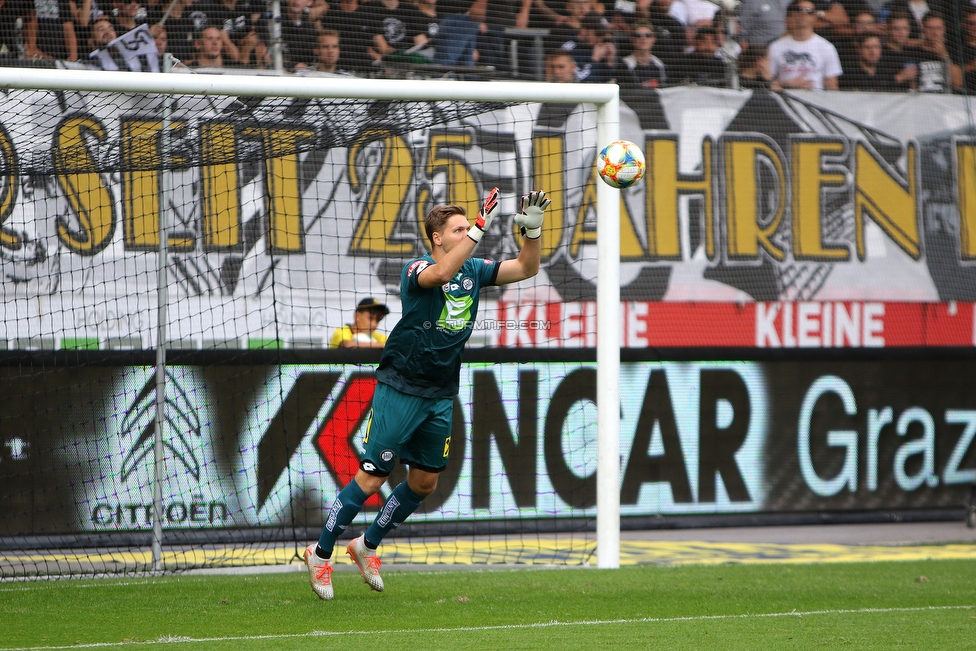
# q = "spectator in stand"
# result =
<box><xmin>615</xmin><ymin>20</ymin><xmax>666</xmax><ymax>89</ymax></box>
<box><xmin>883</xmin><ymin>0</ymin><xmax>951</xmax><ymax>46</ymax></box>
<box><xmin>320</xmin><ymin>0</ymin><xmax>372</xmax><ymax>75</ymax></box>
<box><xmin>365</xmin><ymin>0</ymin><xmax>427</xmax><ymax>62</ymax></box>
<box><xmin>431</xmin><ymin>0</ymin><xmax>484</xmax><ymax>67</ymax></box>
<box><xmin>25</xmin><ymin>0</ymin><xmax>79</xmax><ymax>60</ymax></box>
<box><xmin>544</xmin><ymin>48</ymin><xmax>577</xmax><ymax>80</ymax></box>
<box><xmin>163</xmin><ymin>0</ymin><xmax>209</xmax><ymax>65</ymax></box>
<box><xmin>88</xmin><ymin>11</ymin><xmax>113</xmax><ymax>44</ymax></box>
<box><xmin>107</xmin><ymin>0</ymin><xmax>159</xmax><ymax>63</ymax></box>
<box><xmin>201</xmin><ymin>0</ymin><xmax>266</xmax><ymax>67</ymax></box>
<box><xmin>311</xmin><ymin>0</ymin><xmax>328</xmax><ymax>21</ymax></box>
<box><xmin>838</xmin><ymin>33</ymin><xmax>889</xmax><ymax>89</ymax></box>
<box><xmin>644</xmin><ymin>0</ymin><xmax>686</xmax><ymax>68</ymax></box>
<box><xmin>144</xmin><ymin>0</ymin><xmax>164</xmax><ymax>23</ymax></box>
<box><xmin>878</xmin><ymin>10</ymin><xmax>917</xmax><ymax>90</ymax></box>
<box><xmin>88</xmin><ymin>9</ymin><xmax>161</xmax><ymax>68</ymax></box>
<box><xmin>70</xmin><ymin>0</ymin><xmax>102</xmax><ymax>50</ymax></box>
<box><xmin>831</xmin><ymin>7</ymin><xmax>883</xmax><ymax>71</ymax></box>
<box><xmin>481</xmin><ymin>0</ymin><xmax>530</xmax><ymax>31</ymax></box>
<box><xmin>905</xmin><ymin>11</ymin><xmax>961</xmax><ymax>92</ymax></box>
<box><xmin>736</xmin><ymin>44</ymin><xmax>775</xmax><ymax>87</ymax></box>
<box><xmin>603</xmin><ymin>0</ymin><xmax>644</xmax><ymax>35</ymax></box>
<box><xmin>711</xmin><ymin>11</ymin><xmax>740</xmax><ymax>65</ymax></box>
<box><xmin>737</xmin><ymin>0</ymin><xmax>788</xmax><ymax>49</ymax></box>
<box><xmin>415</xmin><ymin>0</ymin><xmax>440</xmax><ymax>46</ymax></box>
<box><xmin>328</xmin><ymin>297</ymin><xmax>389</xmax><ymax>348</ymax></box>
<box><xmin>281</xmin><ymin>0</ymin><xmax>318</xmax><ymax>70</ymax></box>
<box><xmin>812</xmin><ymin>0</ymin><xmax>862</xmax><ymax>45</ymax></box>
<box><xmin>575</xmin><ymin>17</ymin><xmax>615</xmax><ymax>81</ymax></box>
<box><xmin>532</xmin><ymin>0</ymin><xmax>570</xmax><ymax>28</ymax></box>
<box><xmin>301</xmin><ymin>27</ymin><xmax>354</xmax><ymax>73</ymax></box>
<box><xmin>69</xmin><ymin>0</ymin><xmax>98</xmax><ymax>27</ymax></box>
<box><xmin>152</xmin><ymin>20</ymin><xmax>167</xmax><ymax>55</ymax></box>
<box><xmin>884</xmin><ymin>9</ymin><xmax>913</xmax><ymax>51</ymax></box>
<box><xmin>613</xmin><ymin>0</ymin><xmax>655</xmax><ymax>24</ymax></box>
<box><xmin>0</xmin><ymin>0</ymin><xmax>29</xmax><ymax>58</ymax></box>
<box><xmin>668</xmin><ymin>25</ymin><xmax>728</xmax><ymax>85</ymax></box>
<box><xmin>189</xmin><ymin>24</ymin><xmax>225</xmax><ymax>66</ymax></box>
<box><xmin>87</xmin><ymin>12</ymin><xmax>117</xmax><ymax>57</ymax></box>
<box><xmin>477</xmin><ymin>0</ymin><xmax>531</xmax><ymax>74</ymax></box>
<box><xmin>111</xmin><ymin>0</ymin><xmax>147</xmax><ymax>34</ymax></box>
<box><xmin>961</xmin><ymin>7</ymin><xmax>976</xmax><ymax>93</ymax></box>
<box><xmin>767</xmin><ymin>0</ymin><xmax>842</xmax><ymax>89</ymax></box>
<box><xmin>544</xmin><ymin>6</ymin><xmax>578</xmax><ymax>47</ymax></box>
<box><xmin>667</xmin><ymin>0</ymin><xmax>717</xmax><ymax>42</ymax></box>
<box><xmin>591</xmin><ymin>0</ymin><xmax>610</xmax><ymax>18</ymax></box>
<box><xmin>548</xmin><ymin>12</ymin><xmax>614</xmax><ymax>82</ymax></box>
<box><xmin>544</xmin><ymin>0</ymin><xmax>597</xmax><ymax>48</ymax></box>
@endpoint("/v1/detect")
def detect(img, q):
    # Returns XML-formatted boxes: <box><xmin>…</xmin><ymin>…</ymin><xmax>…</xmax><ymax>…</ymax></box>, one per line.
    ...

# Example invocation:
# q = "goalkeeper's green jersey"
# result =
<box><xmin>376</xmin><ymin>254</ymin><xmax>500</xmax><ymax>398</ymax></box>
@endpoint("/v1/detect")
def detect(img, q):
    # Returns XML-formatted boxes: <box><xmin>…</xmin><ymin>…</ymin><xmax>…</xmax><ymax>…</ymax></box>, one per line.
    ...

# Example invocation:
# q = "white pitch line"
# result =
<box><xmin>3</xmin><ymin>605</ymin><xmax>973</xmax><ymax>651</ymax></box>
<box><xmin>0</xmin><ymin>581</ymin><xmax>160</xmax><ymax>593</ymax></box>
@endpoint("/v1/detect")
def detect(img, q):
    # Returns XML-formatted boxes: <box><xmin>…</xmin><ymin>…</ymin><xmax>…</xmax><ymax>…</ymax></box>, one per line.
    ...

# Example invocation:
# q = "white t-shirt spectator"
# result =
<box><xmin>767</xmin><ymin>33</ymin><xmax>843</xmax><ymax>90</ymax></box>
<box><xmin>668</xmin><ymin>0</ymin><xmax>719</xmax><ymax>26</ymax></box>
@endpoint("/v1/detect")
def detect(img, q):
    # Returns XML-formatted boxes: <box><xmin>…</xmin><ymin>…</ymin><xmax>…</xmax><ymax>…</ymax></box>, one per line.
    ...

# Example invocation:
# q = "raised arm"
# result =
<box><xmin>495</xmin><ymin>190</ymin><xmax>549</xmax><ymax>285</ymax></box>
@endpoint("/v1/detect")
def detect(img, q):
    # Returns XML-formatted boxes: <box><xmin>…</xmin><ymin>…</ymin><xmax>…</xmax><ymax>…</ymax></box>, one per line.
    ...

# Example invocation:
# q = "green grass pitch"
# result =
<box><xmin>1</xmin><ymin>560</ymin><xmax>974</xmax><ymax>650</ymax></box>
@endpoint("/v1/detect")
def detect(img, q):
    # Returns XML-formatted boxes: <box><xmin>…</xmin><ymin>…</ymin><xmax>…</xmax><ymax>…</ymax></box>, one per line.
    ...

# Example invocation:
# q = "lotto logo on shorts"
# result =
<box><xmin>381</xmin><ymin>450</ymin><xmax>394</xmax><ymax>462</ymax></box>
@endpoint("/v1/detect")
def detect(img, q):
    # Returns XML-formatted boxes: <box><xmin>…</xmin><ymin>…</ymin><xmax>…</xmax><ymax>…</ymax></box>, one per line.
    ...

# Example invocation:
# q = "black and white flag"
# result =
<box><xmin>90</xmin><ymin>24</ymin><xmax>160</xmax><ymax>72</ymax></box>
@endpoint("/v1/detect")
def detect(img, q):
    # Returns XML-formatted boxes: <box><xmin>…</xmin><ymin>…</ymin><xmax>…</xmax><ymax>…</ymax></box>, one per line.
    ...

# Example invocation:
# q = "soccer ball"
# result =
<box><xmin>596</xmin><ymin>140</ymin><xmax>646</xmax><ymax>189</ymax></box>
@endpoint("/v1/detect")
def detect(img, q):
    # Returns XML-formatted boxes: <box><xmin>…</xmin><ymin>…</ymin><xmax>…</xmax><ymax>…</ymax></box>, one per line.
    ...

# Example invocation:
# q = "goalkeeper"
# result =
<box><xmin>304</xmin><ymin>187</ymin><xmax>549</xmax><ymax>600</ymax></box>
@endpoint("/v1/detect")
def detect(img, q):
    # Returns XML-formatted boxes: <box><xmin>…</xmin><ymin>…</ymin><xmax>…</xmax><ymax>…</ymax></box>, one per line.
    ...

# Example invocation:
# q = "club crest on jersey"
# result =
<box><xmin>462</xmin><ymin>278</ymin><xmax>473</xmax><ymax>291</ymax></box>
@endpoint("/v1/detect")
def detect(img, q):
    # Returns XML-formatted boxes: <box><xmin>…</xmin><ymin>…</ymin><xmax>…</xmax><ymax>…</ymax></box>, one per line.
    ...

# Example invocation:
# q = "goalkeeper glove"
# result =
<box><xmin>468</xmin><ymin>186</ymin><xmax>499</xmax><ymax>244</ymax></box>
<box><xmin>515</xmin><ymin>190</ymin><xmax>550</xmax><ymax>239</ymax></box>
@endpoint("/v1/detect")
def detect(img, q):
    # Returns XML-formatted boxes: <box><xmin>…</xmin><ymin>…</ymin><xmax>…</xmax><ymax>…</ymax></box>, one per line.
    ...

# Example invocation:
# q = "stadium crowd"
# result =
<box><xmin>1</xmin><ymin>0</ymin><xmax>975</xmax><ymax>92</ymax></box>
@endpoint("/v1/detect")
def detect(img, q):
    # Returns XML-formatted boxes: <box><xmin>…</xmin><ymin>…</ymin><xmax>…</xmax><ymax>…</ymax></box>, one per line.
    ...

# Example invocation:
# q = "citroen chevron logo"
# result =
<box><xmin>119</xmin><ymin>369</ymin><xmax>202</xmax><ymax>482</ymax></box>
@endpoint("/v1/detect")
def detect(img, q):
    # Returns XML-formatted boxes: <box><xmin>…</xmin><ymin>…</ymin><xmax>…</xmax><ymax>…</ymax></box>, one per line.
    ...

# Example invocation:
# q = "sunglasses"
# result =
<box><xmin>792</xmin><ymin>6</ymin><xmax>815</xmax><ymax>14</ymax></box>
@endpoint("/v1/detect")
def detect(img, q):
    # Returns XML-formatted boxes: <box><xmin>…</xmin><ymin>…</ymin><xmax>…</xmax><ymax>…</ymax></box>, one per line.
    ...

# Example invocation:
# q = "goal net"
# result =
<box><xmin>5</xmin><ymin>67</ymin><xmax>976</xmax><ymax>582</ymax></box>
<box><xmin>0</xmin><ymin>70</ymin><xmax>621</xmax><ymax>578</ymax></box>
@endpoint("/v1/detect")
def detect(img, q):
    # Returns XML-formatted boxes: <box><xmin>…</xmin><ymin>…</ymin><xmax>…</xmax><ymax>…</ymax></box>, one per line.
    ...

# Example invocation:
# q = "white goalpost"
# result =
<box><xmin>0</xmin><ymin>68</ymin><xmax>622</xmax><ymax>570</ymax></box>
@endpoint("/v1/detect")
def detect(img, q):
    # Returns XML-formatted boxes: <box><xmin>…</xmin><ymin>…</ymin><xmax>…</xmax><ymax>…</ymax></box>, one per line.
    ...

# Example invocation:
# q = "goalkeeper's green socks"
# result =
<box><xmin>363</xmin><ymin>481</ymin><xmax>425</xmax><ymax>547</ymax></box>
<box><xmin>316</xmin><ymin>480</ymin><xmax>368</xmax><ymax>559</ymax></box>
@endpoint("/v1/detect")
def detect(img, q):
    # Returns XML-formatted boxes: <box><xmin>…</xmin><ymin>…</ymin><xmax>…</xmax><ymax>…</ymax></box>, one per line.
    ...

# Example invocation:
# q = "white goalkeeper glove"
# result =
<box><xmin>468</xmin><ymin>186</ymin><xmax>499</xmax><ymax>244</ymax></box>
<box><xmin>515</xmin><ymin>190</ymin><xmax>550</xmax><ymax>239</ymax></box>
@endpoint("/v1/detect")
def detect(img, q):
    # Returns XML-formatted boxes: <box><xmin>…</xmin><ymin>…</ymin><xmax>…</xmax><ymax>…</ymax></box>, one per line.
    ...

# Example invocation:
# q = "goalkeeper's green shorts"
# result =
<box><xmin>360</xmin><ymin>382</ymin><xmax>454</xmax><ymax>476</ymax></box>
